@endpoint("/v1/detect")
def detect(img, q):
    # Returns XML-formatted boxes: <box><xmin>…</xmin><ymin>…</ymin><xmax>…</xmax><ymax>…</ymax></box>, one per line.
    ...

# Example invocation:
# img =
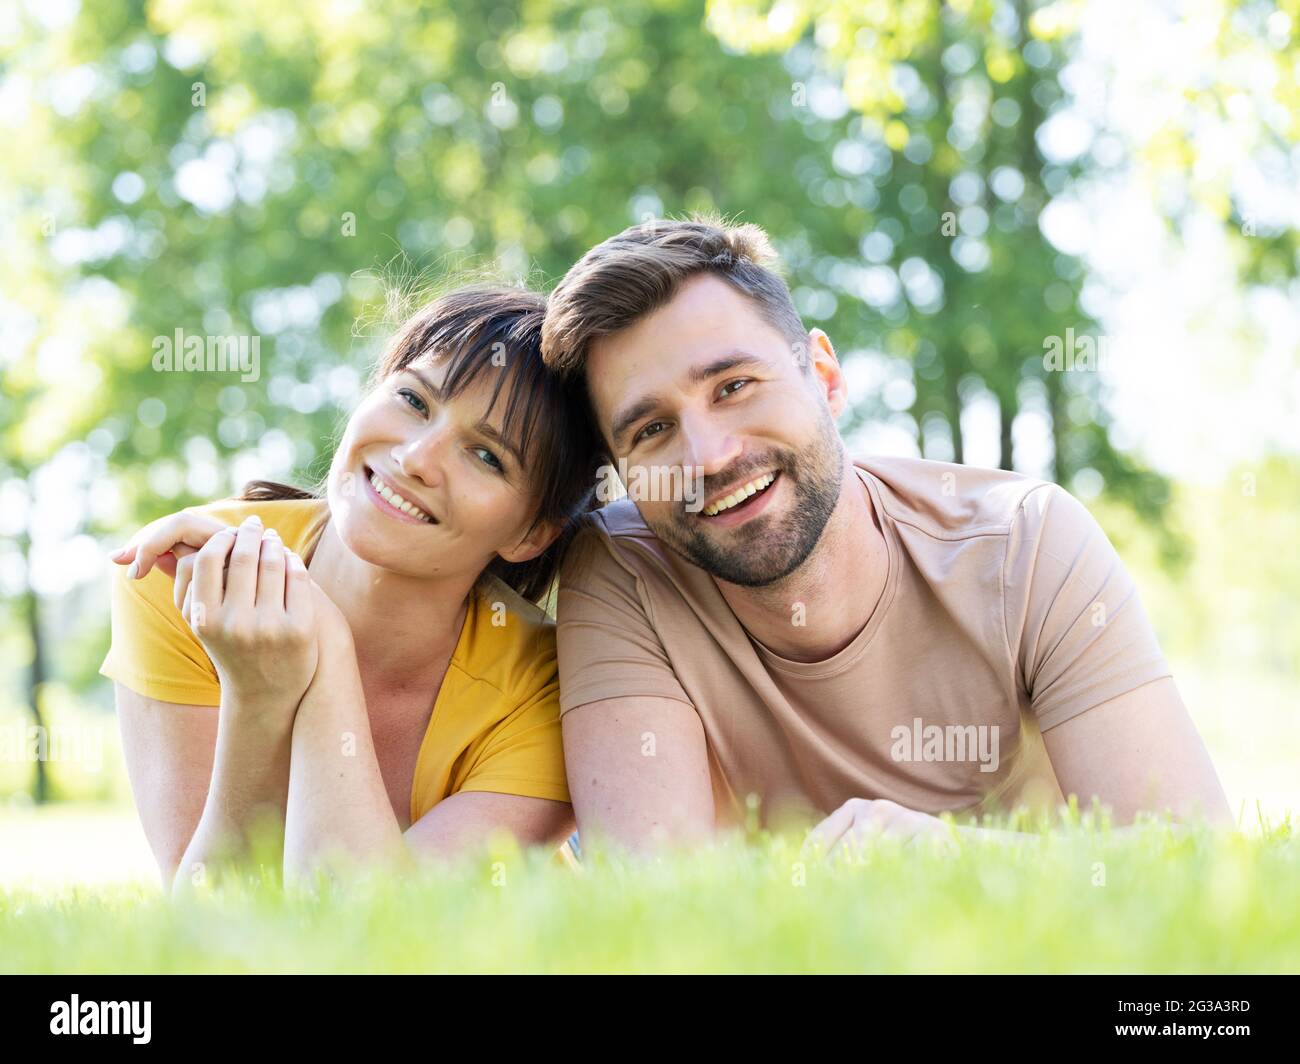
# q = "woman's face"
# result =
<box><xmin>325</xmin><ymin>353</ymin><xmax>557</xmax><ymax>580</ymax></box>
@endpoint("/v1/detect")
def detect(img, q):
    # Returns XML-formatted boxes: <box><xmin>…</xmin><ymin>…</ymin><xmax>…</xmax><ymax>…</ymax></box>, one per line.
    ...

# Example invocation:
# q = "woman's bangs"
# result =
<box><xmin>436</xmin><ymin>320</ymin><xmax>550</xmax><ymax>470</ymax></box>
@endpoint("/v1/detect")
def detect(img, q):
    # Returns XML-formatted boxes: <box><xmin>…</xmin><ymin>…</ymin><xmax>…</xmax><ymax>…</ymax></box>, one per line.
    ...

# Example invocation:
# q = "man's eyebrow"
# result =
<box><xmin>611</xmin><ymin>352</ymin><xmax>766</xmax><ymax>447</ymax></box>
<box><xmin>686</xmin><ymin>352</ymin><xmax>765</xmax><ymax>385</ymax></box>
<box><xmin>611</xmin><ymin>396</ymin><xmax>664</xmax><ymax>448</ymax></box>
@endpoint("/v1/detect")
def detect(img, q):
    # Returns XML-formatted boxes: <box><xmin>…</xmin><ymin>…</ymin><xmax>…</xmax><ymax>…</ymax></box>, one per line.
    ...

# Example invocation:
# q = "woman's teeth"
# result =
<box><xmin>369</xmin><ymin>471</ymin><xmax>435</xmax><ymax>523</ymax></box>
<box><xmin>702</xmin><ymin>472</ymin><xmax>776</xmax><ymax>517</ymax></box>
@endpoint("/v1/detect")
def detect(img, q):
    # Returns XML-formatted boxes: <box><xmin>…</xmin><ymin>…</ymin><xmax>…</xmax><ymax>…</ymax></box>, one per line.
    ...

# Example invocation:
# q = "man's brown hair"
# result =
<box><xmin>540</xmin><ymin>214</ymin><xmax>809</xmax><ymax>377</ymax></box>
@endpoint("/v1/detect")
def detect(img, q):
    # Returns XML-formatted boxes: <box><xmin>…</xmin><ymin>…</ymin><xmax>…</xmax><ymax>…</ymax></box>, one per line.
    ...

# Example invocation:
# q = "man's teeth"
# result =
<box><xmin>702</xmin><ymin>473</ymin><xmax>776</xmax><ymax>517</ymax></box>
<box><xmin>369</xmin><ymin>472</ymin><xmax>434</xmax><ymax>523</ymax></box>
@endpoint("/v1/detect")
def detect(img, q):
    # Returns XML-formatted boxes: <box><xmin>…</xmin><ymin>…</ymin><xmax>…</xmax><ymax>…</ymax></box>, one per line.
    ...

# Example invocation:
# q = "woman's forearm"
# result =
<box><xmin>172</xmin><ymin>694</ymin><xmax>297</xmax><ymax>896</ymax></box>
<box><xmin>282</xmin><ymin>638</ymin><xmax>408</xmax><ymax>886</ymax></box>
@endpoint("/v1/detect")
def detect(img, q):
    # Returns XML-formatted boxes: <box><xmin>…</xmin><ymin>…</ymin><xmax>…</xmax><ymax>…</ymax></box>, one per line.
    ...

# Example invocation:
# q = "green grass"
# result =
<box><xmin>2</xmin><ymin>806</ymin><xmax>1296</xmax><ymax>974</ymax></box>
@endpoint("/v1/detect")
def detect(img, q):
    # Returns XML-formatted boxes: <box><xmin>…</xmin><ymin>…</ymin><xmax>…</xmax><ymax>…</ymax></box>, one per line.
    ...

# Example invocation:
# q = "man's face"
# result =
<box><xmin>585</xmin><ymin>273</ymin><xmax>848</xmax><ymax>587</ymax></box>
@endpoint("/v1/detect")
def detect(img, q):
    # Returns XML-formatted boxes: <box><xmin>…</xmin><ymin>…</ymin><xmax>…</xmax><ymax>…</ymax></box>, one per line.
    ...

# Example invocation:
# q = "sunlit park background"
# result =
<box><xmin>1</xmin><ymin>0</ymin><xmax>1298</xmax><ymax>970</ymax></box>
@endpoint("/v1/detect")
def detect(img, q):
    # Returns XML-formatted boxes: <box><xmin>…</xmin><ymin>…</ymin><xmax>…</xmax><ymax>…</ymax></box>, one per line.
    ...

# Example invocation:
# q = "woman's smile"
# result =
<box><xmin>363</xmin><ymin>465</ymin><xmax>439</xmax><ymax>525</ymax></box>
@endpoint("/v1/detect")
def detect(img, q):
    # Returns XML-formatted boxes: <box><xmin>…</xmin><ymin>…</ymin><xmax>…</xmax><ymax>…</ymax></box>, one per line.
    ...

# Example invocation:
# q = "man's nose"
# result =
<box><xmin>679</xmin><ymin>410</ymin><xmax>742</xmax><ymax>479</ymax></box>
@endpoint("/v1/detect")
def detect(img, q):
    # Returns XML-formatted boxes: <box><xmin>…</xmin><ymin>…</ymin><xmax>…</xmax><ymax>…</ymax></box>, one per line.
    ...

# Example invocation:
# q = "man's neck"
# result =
<box><xmin>714</xmin><ymin>456</ymin><xmax>888</xmax><ymax>663</ymax></box>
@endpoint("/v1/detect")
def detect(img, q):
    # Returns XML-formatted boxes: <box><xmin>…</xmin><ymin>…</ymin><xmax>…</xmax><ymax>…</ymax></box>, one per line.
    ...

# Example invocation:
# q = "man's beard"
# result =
<box><xmin>647</xmin><ymin>409</ymin><xmax>844</xmax><ymax>588</ymax></box>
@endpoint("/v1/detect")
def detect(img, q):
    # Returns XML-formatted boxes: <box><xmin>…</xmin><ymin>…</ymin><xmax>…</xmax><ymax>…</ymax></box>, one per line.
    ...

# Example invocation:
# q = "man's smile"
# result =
<box><xmin>697</xmin><ymin>471</ymin><xmax>782</xmax><ymax>527</ymax></box>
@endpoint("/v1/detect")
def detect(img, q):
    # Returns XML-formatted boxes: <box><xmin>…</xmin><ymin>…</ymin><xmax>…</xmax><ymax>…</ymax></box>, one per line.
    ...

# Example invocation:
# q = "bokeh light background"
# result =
<box><xmin>1</xmin><ymin>0</ymin><xmax>1297</xmax><ymax>886</ymax></box>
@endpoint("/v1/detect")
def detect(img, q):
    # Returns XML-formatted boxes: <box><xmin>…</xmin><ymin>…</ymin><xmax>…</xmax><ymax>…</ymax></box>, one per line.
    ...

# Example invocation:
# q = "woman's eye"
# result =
<box><xmin>396</xmin><ymin>387</ymin><xmax>428</xmax><ymax>414</ymax></box>
<box><xmin>718</xmin><ymin>378</ymin><xmax>752</xmax><ymax>399</ymax></box>
<box><xmin>472</xmin><ymin>446</ymin><xmax>503</xmax><ymax>472</ymax></box>
<box><xmin>634</xmin><ymin>421</ymin><xmax>669</xmax><ymax>445</ymax></box>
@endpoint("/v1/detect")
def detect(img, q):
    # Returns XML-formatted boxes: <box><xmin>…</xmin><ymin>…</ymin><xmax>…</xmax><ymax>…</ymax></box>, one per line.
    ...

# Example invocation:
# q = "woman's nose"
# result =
<box><xmin>392</xmin><ymin>421</ymin><xmax>450</xmax><ymax>488</ymax></box>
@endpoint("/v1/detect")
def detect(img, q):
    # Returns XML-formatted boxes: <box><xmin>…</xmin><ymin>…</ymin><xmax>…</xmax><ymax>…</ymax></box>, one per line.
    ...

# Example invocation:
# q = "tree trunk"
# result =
<box><xmin>1046</xmin><ymin>373</ymin><xmax>1068</xmax><ymax>484</ymax></box>
<box><xmin>945</xmin><ymin>364</ymin><xmax>965</xmax><ymax>464</ymax></box>
<box><xmin>19</xmin><ymin>530</ymin><xmax>51</xmax><ymax>804</ymax></box>
<box><xmin>998</xmin><ymin>390</ymin><xmax>1016</xmax><ymax>470</ymax></box>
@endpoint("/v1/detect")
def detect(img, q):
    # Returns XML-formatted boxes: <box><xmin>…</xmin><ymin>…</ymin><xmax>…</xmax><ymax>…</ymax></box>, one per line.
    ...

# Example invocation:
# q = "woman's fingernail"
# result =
<box><xmin>126</xmin><ymin>562</ymin><xmax>140</xmax><ymax>580</ymax></box>
<box><xmin>110</xmin><ymin>547</ymin><xmax>129</xmax><ymax>560</ymax></box>
<box><xmin>264</xmin><ymin>528</ymin><xmax>279</xmax><ymax>539</ymax></box>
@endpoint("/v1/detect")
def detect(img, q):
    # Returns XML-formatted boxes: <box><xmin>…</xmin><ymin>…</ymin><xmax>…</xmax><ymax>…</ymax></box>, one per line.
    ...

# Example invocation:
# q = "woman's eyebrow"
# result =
<box><xmin>407</xmin><ymin>366</ymin><xmax>445</xmax><ymax>401</ymax></box>
<box><xmin>405</xmin><ymin>365</ymin><xmax>522</xmax><ymax>465</ymax></box>
<box><xmin>475</xmin><ymin>419</ymin><xmax>524</xmax><ymax>467</ymax></box>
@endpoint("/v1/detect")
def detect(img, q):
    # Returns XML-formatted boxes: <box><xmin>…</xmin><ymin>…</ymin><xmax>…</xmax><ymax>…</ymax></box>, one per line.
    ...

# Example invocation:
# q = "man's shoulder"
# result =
<box><xmin>569</xmin><ymin>498</ymin><xmax>662</xmax><ymax>563</ymax></box>
<box><xmin>853</xmin><ymin>454</ymin><xmax>1058</xmax><ymax>542</ymax></box>
<box><xmin>561</xmin><ymin>499</ymin><xmax>694</xmax><ymax>596</ymax></box>
<box><xmin>580</xmin><ymin>497</ymin><xmax>656</xmax><ymax>540</ymax></box>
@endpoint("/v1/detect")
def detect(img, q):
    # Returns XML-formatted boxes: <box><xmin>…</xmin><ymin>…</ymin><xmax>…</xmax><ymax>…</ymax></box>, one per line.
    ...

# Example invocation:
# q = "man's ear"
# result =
<box><xmin>806</xmin><ymin>328</ymin><xmax>847</xmax><ymax>419</ymax></box>
<box><xmin>498</xmin><ymin>517</ymin><xmax>564</xmax><ymax>566</ymax></box>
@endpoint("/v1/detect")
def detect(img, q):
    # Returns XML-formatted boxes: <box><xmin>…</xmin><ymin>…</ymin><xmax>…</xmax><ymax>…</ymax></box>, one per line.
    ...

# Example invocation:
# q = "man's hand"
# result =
<box><xmin>111</xmin><ymin>508</ymin><xmax>227</xmax><ymax>580</ymax></box>
<box><xmin>802</xmin><ymin>797</ymin><xmax>961</xmax><ymax>861</ymax></box>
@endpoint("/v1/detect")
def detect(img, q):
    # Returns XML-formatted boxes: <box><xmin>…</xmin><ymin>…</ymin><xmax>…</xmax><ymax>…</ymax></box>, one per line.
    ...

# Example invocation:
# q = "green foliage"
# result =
<box><xmin>0</xmin><ymin>0</ymin><xmax>1215</xmax><ymax>517</ymax></box>
<box><xmin>1094</xmin><ymin>454</ymin><xmax>1300</xmax><ymax>678</ymax></box>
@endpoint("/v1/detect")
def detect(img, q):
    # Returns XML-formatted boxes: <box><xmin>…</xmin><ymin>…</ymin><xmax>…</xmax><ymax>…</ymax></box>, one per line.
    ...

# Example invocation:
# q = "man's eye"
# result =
<box><xmin>634</xmin><ymin>421</ymin><xmax>669</xmax><ymax>445</ymax></box>
<box><xmin>397</xmin><ymin>387</ymin><xmax>427</xmax><ymax>414</ymax></box>
<box><xmin>472</xmin><ymin>446</ymin><xmax>504</xmax><ymax>472</ymax></box>
<box><xmin>718</xmin><ymin>378</ymin><xmax>753</xmax><ymax>399</ymax></box>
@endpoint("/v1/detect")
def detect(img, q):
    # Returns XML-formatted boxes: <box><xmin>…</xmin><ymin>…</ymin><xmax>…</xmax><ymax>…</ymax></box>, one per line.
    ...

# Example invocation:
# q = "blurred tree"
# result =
<box><xmin>2</xmin><ymin>0</ymin><xmax>1297</xmax><ymax>802</ymax></box>
<box><xmin>707</xmin><ymin>0</ymin><xmax>1192</xmax><ymax>528</ymax></box>
<box><xmin>708</xmin><ymin>0</ymin><xmax>1298</xmax><ymax>545</ymax></box>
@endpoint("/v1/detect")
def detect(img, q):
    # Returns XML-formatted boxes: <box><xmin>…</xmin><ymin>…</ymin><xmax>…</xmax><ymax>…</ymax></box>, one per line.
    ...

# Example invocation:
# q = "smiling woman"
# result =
<box><xmin>248</xmin><ymin>285</ymin><xmax>603</xmax><ymax>602</ymax></box>
<box><xmin>99</xmin><ymin>285</ymin><xmax>606</xmax><ymax>891</ymax></box>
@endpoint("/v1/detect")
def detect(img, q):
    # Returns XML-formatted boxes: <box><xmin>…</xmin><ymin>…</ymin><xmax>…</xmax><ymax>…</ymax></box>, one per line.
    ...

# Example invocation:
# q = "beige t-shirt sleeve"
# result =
<box><xmin>555</xmin><ymin>525</ymin><xmax>693</xmax><ymax>715</ymax></box>
<box><xmin>1005</xmin><ymin>483</ymin><xmax>1171</xmax><ymax>732</ymax></box>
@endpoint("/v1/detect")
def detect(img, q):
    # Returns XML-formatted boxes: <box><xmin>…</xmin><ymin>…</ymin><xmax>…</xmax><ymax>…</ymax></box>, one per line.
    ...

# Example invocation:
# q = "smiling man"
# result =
<box><xmin>541</xmin><ymin>215</ymin><xmax>1232</xmax><ymax>854</ymax></box>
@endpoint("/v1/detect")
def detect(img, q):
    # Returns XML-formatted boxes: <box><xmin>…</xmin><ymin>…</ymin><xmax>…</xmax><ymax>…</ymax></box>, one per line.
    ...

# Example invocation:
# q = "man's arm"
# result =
<box><xmin>1041</xmin><ymin>675</ymin><xmax>1233</xmax><ymax>828</ymax></box>
<box><xmin>562</xmin><ymin>696</ymin><xmax>716</xmax><ymax>854</ymax></box>
<box><xmin>556</xmin><ymin>522</ymin><xmax>718</xmax><ymax>854</ymax></box>
<box><xmin>1002</xmin><ymin>483</ymin><xmax>1234</xmax><ymax>829</ymax></box>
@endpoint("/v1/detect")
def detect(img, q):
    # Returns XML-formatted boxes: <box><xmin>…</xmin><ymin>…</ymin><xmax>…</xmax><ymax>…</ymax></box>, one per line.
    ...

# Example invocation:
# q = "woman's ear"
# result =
<box><xmin>498</xmin><ymin>517</ymin><xmax>564</xmax><ymax>565</ymax></box>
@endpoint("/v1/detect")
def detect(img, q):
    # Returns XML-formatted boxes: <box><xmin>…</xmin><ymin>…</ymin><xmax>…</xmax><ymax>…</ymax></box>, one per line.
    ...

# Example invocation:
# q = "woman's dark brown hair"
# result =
<box><xmin>241</xmin><ymin>284</ymin><xmax>604</xmax><ymax>604</ymax></box>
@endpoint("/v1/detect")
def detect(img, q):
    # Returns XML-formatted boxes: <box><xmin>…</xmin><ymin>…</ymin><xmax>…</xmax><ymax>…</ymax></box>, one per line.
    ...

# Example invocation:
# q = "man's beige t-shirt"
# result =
<box><xmin>556</xmin><ymin>455</ymin><xmax>1172</xmax><ymax>829</ymax></box>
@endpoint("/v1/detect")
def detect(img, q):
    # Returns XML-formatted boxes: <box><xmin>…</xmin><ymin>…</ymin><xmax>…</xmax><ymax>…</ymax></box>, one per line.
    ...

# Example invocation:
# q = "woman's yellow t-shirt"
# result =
<box><xmin>99</xmin><ymin>496</ymin><xmax>571</xmax><ymax>821</ymax></box>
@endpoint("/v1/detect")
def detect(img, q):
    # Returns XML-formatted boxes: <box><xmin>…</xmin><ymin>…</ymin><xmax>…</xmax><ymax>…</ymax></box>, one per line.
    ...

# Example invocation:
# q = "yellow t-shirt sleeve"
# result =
<box><xmin>98</xmin><ymin>557</ymin><xmax>221</xmax><ymax>706</ymax></box>
<box><xmin>457</xmin><ymin>662</ymin><xmax>571</xmax><ymax>805</ymax></box>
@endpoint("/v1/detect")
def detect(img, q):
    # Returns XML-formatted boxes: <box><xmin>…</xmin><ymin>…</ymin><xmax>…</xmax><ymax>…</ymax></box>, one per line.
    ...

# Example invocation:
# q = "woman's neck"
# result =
<box><xmin>305</xmin><ymin>520</ymin><xmax>477</xmax><ymax>687</ymax></box>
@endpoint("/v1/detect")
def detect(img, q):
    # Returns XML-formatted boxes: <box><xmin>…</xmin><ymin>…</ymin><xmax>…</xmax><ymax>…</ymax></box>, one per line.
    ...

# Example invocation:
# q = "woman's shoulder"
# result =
<box><xmin>456</xmin><ymin>575</ymin><xmax>559</xmax><ymax>697</ymax></box>
<box><xmin>186</xmin><ymin>495</ymin><xmax>329</xmax><ymax>554</ymax></box>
